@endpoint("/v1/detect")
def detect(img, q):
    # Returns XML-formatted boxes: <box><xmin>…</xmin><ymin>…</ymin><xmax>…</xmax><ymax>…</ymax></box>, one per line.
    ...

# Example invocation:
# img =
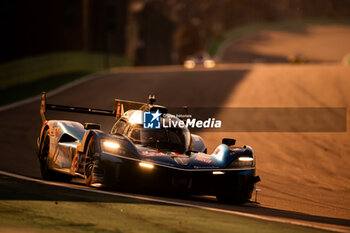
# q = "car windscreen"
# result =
<box><xmin>129</xmin><ymin>126</ymin><xmax>189</xmax><ymax>154</ymax></box>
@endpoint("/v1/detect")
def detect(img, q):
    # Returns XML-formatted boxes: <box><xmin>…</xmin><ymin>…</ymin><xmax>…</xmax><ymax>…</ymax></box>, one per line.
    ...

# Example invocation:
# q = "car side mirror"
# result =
<box><xmin>222</xmin><ymin>138</ymin><xmax>236</xmax><ymax>146</ymax></box>
<box><xmin>84</xmin><ymin>123</ymin><xmax>101</xmax><ymax>130</ymax></box>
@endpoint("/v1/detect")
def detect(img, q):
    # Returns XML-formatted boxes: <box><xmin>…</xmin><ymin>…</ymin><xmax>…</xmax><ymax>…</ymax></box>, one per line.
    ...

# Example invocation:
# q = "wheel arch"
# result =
<box><xmin>38</xmin><ymin>122</ymin><xmax>50</xmax><ymax>149</ymax></box>
<box><xmin>80</xmin><ymin>130</ymin><xmax>105</xmax><ymax>154</ymax></box>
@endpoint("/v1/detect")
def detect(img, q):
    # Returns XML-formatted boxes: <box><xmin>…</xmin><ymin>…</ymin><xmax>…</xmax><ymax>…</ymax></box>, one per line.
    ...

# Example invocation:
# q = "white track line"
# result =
<box><xmin>0</xmin><ymin>170</ymin><xmax>348</xmax><ymax>233</ymax></box>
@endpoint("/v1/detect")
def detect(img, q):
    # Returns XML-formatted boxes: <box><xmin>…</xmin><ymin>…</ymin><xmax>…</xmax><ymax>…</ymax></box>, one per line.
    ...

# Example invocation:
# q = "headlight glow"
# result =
<box><xmin>139</xmin><ymin>162</ymin><xmax>154</xmax><ymax>169</ymax></box>
<box><xmin>213</xmin><ymin>171</ymin><xmax>225</xmax><ymax>175</ymax></box>
<box><xmin>204</xmin><ymin>59</ymin><xmax>216</xmax><ymax>68</ymax></box>
<box><xmin>184</xmin><ymin>60</ymin><xmax>195</xmax><ymax>69</ymax></box>
<box><xmin>227</xmin><ymin>156</ymin><xmax>254</xmax><ymax>168</ymax></box>
<box><xmin>238</xmin><ymin>157</ymin><xmax>254</xmax><ymax>162</ymax></box>
<box><xmin>101</xmin><ymin>140</ymin><xmax>121</xmax><ymax>154</ymax></box>
<box><xmin>103</xmin><ymin>141</ymin><xmax>120</xmax><ymax>149</ymax></box>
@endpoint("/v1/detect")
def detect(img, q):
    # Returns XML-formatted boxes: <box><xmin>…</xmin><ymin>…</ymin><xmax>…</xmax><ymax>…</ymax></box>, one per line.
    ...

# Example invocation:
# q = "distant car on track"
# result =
<box><xmin>37</xmin><ymin>93</ymin><xmax>260</xmax><ymax>203</ymax></box>
<box><xmin>184</xmin><ymin>52</ymin><xmax>216</xmax><ymax>69</ymax></box>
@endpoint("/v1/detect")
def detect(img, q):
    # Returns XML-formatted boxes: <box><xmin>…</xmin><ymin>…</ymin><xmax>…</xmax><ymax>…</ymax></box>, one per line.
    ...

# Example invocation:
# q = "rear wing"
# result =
<box><xmin>40</xmin><ymin>92</ymin><xmax>168</xmax><ymax>123</ymax></box>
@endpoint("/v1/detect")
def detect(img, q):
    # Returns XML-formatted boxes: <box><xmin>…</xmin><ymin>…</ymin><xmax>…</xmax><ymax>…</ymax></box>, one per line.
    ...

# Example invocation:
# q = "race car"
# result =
<box><xmin>184</xmin><ymin>51</ymin><xmax>216</xmax><ymax>69</ymax></box>
<box><xmin>37</xmin><ymin>93</ymin><xmax>260</xmax><ymax>203</ymax></box>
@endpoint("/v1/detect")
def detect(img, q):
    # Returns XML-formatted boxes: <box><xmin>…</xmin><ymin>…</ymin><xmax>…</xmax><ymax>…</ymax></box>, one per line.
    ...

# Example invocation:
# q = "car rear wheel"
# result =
<box><xmin>38</xmin><ymin>130</ymin><xmax>72</xmax><ymax>181</ymax></box>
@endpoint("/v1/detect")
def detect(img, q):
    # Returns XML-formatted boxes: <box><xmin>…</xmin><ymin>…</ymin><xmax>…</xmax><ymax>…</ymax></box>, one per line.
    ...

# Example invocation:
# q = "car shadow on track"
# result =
<box><xmin>1</xmin><ymin>174</ymin><xmax>349</xmax><ymax>229</ymax></box>
<box><xmin>181</xmin><ymin>195</ymin><xmax>350</xmax><ymax>228</ymax></box>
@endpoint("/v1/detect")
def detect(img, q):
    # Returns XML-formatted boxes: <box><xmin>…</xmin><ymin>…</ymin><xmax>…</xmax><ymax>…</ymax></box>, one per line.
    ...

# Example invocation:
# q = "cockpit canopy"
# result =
<box><xmin>111</xmin><ymin>111</ymin><xmax>191</xmax><ymax>154</ymax></box>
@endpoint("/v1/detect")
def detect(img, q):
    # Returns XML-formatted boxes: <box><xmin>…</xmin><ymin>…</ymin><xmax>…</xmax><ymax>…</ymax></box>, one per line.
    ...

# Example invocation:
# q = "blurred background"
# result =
<box><xmin>0</xmin><ymin>0</ymin><xmax>350</xmax><ymax>105</ymax></box>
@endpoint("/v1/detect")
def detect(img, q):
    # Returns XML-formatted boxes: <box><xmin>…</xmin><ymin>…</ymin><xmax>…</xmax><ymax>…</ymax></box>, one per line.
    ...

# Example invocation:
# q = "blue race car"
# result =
<box><xmin>37</xmin><ymin>93</ymin><xmax>260</xmax><ymax>203</ymax></box>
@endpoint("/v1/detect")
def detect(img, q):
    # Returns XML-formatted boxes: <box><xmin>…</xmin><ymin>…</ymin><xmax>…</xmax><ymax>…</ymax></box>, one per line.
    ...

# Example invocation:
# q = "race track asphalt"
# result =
<box><xmin>0</xmin><ymin>64</ymin><xmax>349</xmax><ymax>232</ymax></box>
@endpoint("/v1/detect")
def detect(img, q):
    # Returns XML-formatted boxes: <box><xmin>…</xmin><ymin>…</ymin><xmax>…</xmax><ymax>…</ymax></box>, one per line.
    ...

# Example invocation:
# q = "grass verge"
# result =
<box><xmin>0</xmin><ymin>51</ymin><xmax>130</xmax><ymax>107</ymax></box>
<box><xmin>0</xmin><ymin>174</ymin><xmax>332</xmax><ymax>233</ymax></box>
<box><xmin>0</xmin><ymin>52</ymin><xmax>130</xmax><ymax>89</ymax></box>
<box><xmin>0</xmin><ymin>71</ymin><xmax>90</xmax><ymax>106</ymax></box>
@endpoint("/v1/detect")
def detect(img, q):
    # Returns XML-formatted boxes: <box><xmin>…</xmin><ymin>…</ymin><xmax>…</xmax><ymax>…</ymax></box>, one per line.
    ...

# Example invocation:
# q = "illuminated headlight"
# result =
<box><xmin>101</xmin><ymin>140</ymin><xmax>120</xmax><ymax>153</ymax></box>
<box><xmin>139</xmin><ymin>162</ymin><xmax>154</xmax><ymax>169</ymax></box>
<box><xmin>238</xmin><ymin>157</ymin><xmax>253</xmax><ymax>162</ymax></box>
<box><xmin>204</xmin><ymin>59</ymin><xmax>216</xmax><ymax>68</ymax></box>
<box><xmin>184</xmin><ymin>60</ymin><xmax>195</xmax><ymax>69</ymax></box>
<box><xmin>213</xmin><ymin>171</ymin><xmax>225</xmax><ymax>175</ymax></box>
<box><xmin>228</xmin><ymin>156</ymin><xmax>254</xmax><ymax>168</ymax></box>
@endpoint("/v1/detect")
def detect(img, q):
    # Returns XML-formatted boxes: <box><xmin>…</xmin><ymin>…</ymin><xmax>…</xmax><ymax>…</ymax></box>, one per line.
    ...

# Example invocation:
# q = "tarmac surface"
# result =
<box><xmin>0</xmin><ymin>63</ymin><xmax>349</xmax><ymax>232</ymax></box>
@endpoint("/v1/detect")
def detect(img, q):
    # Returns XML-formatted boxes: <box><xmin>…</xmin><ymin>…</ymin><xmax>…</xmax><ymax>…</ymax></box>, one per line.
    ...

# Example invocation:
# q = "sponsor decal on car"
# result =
<box><xmin>50</xmin><ymin>126</ymin><xmax>61</xmax><ymax>137</ymax></box>
<box><xmin>194</xmin><ymin>155</ymin><xmax>212</xmax><ymax>163</ymax></box>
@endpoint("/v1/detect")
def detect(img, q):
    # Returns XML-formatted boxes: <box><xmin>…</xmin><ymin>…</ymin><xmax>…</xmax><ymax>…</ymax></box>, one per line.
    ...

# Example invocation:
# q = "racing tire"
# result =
<box><xmin>38</xmin><ymin>130</ymin><xmax>72</xmax><ymax>182</ymax></box>
<box><xmin>84</xmin><ymin>136</ymin><xmax>97</xmax><ymax>187</ymax></box>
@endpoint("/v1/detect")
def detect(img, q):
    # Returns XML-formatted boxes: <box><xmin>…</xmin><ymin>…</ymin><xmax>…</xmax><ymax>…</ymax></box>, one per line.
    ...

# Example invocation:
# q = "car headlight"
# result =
<box><xmin>238</xmin><ymin>157</ymin><xmax>253</xmax><ymax>162</ymax></box>
<box><xmin>204</xmin><ymin>59</ymin><xmax>216</xmax><ymax>68</ymax></box>
<box><xmin>101</xmin><ymin>140</ymin><xmax>120</xmax><ymax>153</ymax></box>
<box><xmin>139</xmin><ymin>162</ymin><xmax>154</xmax><ymax>169</ymax></box>
<box><xmin>184</xmin><ymin>60</ymin><xmax>195</xmax><ymax>69</ymax></box>
<box><xmin>228</xmin><ymin>156</ymin><xmax>254</xmax><ymax>168</ymax></box>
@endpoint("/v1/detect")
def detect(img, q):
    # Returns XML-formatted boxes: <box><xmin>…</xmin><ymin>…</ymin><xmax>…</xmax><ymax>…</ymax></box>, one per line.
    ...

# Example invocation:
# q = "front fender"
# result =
<box><xmin>80</xmin><ymin>130</ymin><xmax>140</xmax><ymax>159</ymax></box>
<box><xmin>212</xmin><ymin>144</ymin><xmax>254</xmax><ymax>167</ymax></box>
